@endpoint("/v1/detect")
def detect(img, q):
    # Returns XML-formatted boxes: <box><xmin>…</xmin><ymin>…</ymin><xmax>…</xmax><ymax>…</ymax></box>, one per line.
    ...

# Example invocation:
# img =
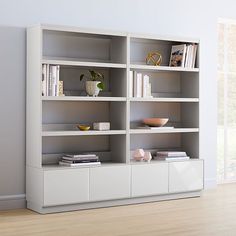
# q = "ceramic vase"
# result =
<box><xmin>86</xmin><ymin>81</ymin><xmax>101</xmax><ymax>96</ymax></box>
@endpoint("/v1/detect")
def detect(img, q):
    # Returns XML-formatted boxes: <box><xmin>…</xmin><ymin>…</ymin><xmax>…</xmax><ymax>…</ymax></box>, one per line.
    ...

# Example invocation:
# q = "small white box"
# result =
<box><xmin>93</xmin><ymin>122</ymin><xmax>110</xmax><ymax>131</ymax></box>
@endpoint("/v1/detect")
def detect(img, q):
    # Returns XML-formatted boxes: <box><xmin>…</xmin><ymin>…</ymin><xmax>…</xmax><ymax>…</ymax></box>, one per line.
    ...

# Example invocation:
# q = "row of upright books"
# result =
<box><xmin>59</xmin><ymin>154</ymin><xmax>101</xmax><ymax>167</ymax></box>
<box><xmin>169</xmin><ymin>44</ymin><xmax>198</xmax><ymax>68</ymax></box>
<box><xmin>42</xmin><ymin>64</ymin><xmax>63</xmax><ymax>96</ymax></box>
<box><xmin>129</xmin><ymin>71</ymin><xmax>153</xmax><ymax>98</ymax></box>
<box><xmin>153</xmin><ymin>151</ymin><xmax>189</xmax><ymax>161</ymax></box>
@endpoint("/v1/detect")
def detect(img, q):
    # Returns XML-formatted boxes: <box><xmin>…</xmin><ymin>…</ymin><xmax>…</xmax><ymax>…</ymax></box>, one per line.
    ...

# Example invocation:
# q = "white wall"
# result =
<box><xmin>0</xmin><ymin>0</ymin><xmax>235</xmax><ymax>208</ymax></box>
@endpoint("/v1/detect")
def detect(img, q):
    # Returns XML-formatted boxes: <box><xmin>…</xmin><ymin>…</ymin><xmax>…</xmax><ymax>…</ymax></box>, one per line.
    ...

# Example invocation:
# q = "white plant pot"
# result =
<box><xmin>85</xmin><ymin>81</ymin><xmax>101</xmax><ymax>96</ymax></box>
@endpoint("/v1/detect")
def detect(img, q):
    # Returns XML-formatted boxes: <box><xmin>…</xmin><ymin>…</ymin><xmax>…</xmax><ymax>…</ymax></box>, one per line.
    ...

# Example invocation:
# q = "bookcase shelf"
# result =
<box><xmin>130</xmin><ymin>64</ymin><xmax>199</xmax><ymax>72</ymax></box>
<box><xmin>129</xmin><ymin>128</ymin><xmax>199</xmax><ymax>134</ymax></box>
<box><xmin>42</xmin><ymin>130</ymin><xmax>126</xmax><ymax>136</ymax></box>
<box><xmin>42</xmin><ymin>162</ymin><xmax>127</xmax><ymax>170</ymax></box>
<box><xmin>42</xmin><ymin>96</ymin><xmax>126</xmax><ymax>102</ymax></box>
<box><xmin>27</xmin><ymin>24</ymin><xmax>203</xmax><ymax>214</ymax></box>
<box><xmin>129</xmin><ymin>97</ymin><xmax>199</xmax><ymax>102</ymax></box>
<box><xmin>42</xmin><ymin>58</ymin><xmax>127</xmax><ymax>69</ymax></box>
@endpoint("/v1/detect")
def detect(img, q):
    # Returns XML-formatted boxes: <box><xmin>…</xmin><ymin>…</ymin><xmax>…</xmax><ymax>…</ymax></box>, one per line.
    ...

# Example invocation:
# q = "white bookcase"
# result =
<box><xmin>26</xmin><ymin>24</ymin><xmax>203</xmax><ymax>214</ymax></box>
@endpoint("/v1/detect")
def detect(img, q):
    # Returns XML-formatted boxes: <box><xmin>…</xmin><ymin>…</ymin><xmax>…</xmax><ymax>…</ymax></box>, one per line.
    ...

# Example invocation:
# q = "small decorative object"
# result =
<box><xmin>146</xmin><ymin>83</ymin><xmax>152</xmax><ymax>97</ymax></box>
<box><xmin>77</xmin><ymin>124</ymin><xmax>91</xmax><ymax>131</ymax></box>
<box><xmin>143</xmin><ymin>152</ymin><xmax>152</xmax><ymax>162</ymax></box>
<box><xmin>58</xmin><ymin>81</ymin><xmax>64</xmax><ymax>96</ymax></box>
<box><xmin>80</xmin><ymin>70</ymin><xmax>105</xmax><ymax>97</ymax></box>
<box><xmin>143</xmin><ymin>118</ymin><xmax>169</xmax><ymax>127</ymax></box>
<box><xmin>93</xmin><ymin>122</ymin><xmax>110</xmax><ymax>131</ymax></box>
<box><xmin>146</xmin><ymin>52</ymin><xmax>162</xmax><ymax>66</ymax></box>
<box><xmin>133</xmin><ymin>149</ymin><xmax>145</xmax><ymax>161</ymax></box>
<box><xmin>169</xmin><ymin>44</ymin><xmax>186</xmax><ymax>67</ymax></box>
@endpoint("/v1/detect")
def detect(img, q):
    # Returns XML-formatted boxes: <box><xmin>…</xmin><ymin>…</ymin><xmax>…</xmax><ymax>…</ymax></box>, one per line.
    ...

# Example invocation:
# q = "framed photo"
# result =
<box><xmin>169</xmin><ymin>44</ymin><xmax>186</xmax><ymax>67</ymax></box>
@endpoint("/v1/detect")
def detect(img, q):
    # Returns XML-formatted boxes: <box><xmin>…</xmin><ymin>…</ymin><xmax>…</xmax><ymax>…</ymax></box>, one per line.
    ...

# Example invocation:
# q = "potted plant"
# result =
<box><xmin>80</xmin><ymin>70</ymin><xmax>105</xmax><ymax>97</ymax></box>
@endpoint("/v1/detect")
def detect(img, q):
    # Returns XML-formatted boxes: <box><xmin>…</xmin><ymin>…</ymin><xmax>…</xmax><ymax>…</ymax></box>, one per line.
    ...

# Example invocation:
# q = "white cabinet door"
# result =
<box><xmin>90</xmin><ymin>166</ymin><xmax>131</xmax><ymax>201</ymax></box>
<box><xmin>44</xmin><ymin>168</ymin><xmax>89</xmax><ymax>206</ymax></box>
<box><xmin>169</xmin><ymin>160</ymin><xmax>204</xmax><ymax>193</ymax></box>
<box><xmin>131</xmin><ymin>163</ymin><xmax>168</xmax><ymax>197</ymax></box>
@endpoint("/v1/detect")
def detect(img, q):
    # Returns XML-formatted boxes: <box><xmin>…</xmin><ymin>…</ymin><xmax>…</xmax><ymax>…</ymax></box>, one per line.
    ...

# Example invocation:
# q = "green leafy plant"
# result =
<box><xmin>80</xmin><ymin>70</ymin><xmax>105</xmax><ymax>90</ymax></box>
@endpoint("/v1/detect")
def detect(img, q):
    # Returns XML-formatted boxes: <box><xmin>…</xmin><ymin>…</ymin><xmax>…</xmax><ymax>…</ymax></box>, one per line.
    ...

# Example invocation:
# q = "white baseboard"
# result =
<box><xmin>204</xmin><ymin>178</ymin><xmax>217</xmax><ymax>189</ymax></box>
<box><xmin>0</xmin><ymin>194</ymin><xmax>26</xmax><ymax>210</ymax></box>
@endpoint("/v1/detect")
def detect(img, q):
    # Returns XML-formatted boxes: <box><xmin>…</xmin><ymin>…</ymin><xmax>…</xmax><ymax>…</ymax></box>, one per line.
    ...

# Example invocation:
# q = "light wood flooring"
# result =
<box><xmin>1</xmin><ymin>184</ymin><xmax>236</xmax><ymax>236</ymax></box>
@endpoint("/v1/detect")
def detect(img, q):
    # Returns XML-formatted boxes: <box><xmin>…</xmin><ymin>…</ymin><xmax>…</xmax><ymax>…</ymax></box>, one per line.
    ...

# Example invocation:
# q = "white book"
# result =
<box><xmin>136</xmin><ymin>73</ymin><xmax>142</xmax><ymax>97</ymax></box>
<box><xmin>133</xmin><ymin>71</ymin><xmax>138</xmax><ymax>97</ymax></box>
<box><xmin>192</xmin><ymin>44</ymin><xmax>198</xmax><ymax>68</ymax></box>
<box><xmin>129</xmin><ymin>71</ymin><xmax>133</xmax><ymax>97</ymax></box>
<box><xmin>42</xmin><ymin>64</ymin><xmax>47</xmax><ymax>96</ymax></box>
<box><xmin>142</xmin><ymin>75</ymin><xmax>149</xmax><ymax>97</ymax></box>
<box><xmin>154</xmin><ymin>156</ymin><xmax>190</xmax><ymax>161</ymax></box>
<box><xmin>51</xmin><ymin>65</ymin><xmax>57</xmax><ymax>96</ymax></box>
<box><xmin>59</xmin><ymin>161</ymin><xmax>101</xmax><ymax>167</ymax></box>
<box><xmin>48</xmin><ymin>65</ymin><xmax>53</xmax><ymax>96</ymax></box>
<box><xmin>156</xmin><ymin>151</ymin><xmax>187</xmax><ymax>157</ymax></box>
<box><xmin>188</xmin><ymin>45</ymin><xmax>193</xmax><ymax>68</ymax></box>
<box><xmin>56</xmin><ymin>65</ymin><xmax>60</xmax><ymax>96</ymax></box>
<box><xmin>46</xmin><ymin>64</ymin><xmax>50</xmax><ymax>96</ymax></box>
<box><xmin>138</xmin><ymin>126</ymin><xmax>174</xmax><ymax>130</ymax></box>
<box><xmin>185</xmin><ymin>45</ymin><xmax>190</xmax><ymax>68</ymax></box>
<box><xmin>185</xmin><ymin>45</ymin><xmax>192</xmax><ymax>68</ymax></box>
<box><xmin>65</xmin><ymin>154</ymin><xmax>97</xmax><ymax>158</ymax></box>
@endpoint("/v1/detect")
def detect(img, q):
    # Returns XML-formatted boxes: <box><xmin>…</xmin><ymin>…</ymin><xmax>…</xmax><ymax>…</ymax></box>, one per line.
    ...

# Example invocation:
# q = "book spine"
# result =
<box><xmin>157</xmin><ymin>152</ymin><xmax>187</xmax><ymax>157</ymax></box>
<box><xmin>136</xmin><ymin>73</ymin><xmax>142</xmax><ymax>97</ymax></box>
<box><xmin>189</xmin><ymin>45</ymin><xmax>193</xmax><ymax>68</ymax></box>
<box><xmin>56</xmin><ymin>65</ymin><xmax>60</xmax><ymax>96</ymax></box>
<box><xmin>129</xmin><ymin>71</ymin><xmax>133</xmax><ymax>97</ymax></box>
<box><xmin>185</xmin><ymin>46</ymin><xmax>190</xmax><ymax>68</ymax></box>
<box><xmin>165</xmin><ymin>156</ymin><xmax>190</xmax><ymax>161</ymax></box>
<box><xmin>182</xmin><ymin>44</ymin><xmax>187</xmax><ymax>67</ymax></box>
<box><xmin>133</xmin><ymin>71</ymin><xmax>137</xmax><ymax>97</ymax></box>
<box><xmin>42</xmin><ymin>64</ymin><xmax>47</xmax><ymax>96</ymax></box>
<box><xmin>48</xmin><ymin>65</ymin><xmax>52</xmax><ymax>96</ymax></box>
<box><xmin>59</xmin><ymin>161</ymin><xmax>101</xmax><ymax>167</ymax></box>
<box><xmin>51</xmin><ymin>65</ymin><xmax>57</xmax><ymax>96</ymax></box>
<box><xmin>46</xmin><ymin>64</ymin><xmax>49</xmax><ymax>96</ymax></box>
<box><xmin>192</xmin><ymin>44</ymin><xmax>198</xmax><ymax>68</ymax></box>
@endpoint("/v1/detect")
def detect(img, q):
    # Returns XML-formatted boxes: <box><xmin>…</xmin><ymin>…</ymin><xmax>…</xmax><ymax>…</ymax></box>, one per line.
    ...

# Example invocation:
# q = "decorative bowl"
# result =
<box><xmin>142</xmin><ymin>118</ymin><xmax>169</xmax><ymax>127</ymax></box>
<box><xmin>77</xmin><ymin>124</ymin><xmax>91</xmax><ymax>131</ymax></box>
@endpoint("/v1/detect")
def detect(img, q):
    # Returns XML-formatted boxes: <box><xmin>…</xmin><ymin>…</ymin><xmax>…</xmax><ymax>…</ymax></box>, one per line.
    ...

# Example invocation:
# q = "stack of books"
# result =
<box><xmin>59</xmin><ymin>154</ymin><xmax>101</xmax><ymax>167</ymax></box>
<box><xmin>169</xmin><ymin>44</ymin><xmax>198</xmax><ymax>68</ymax></box>
<box><xmin>129</xmin><ymin>71</ymin><xmax>153</xmax><ymax>98</ymax></box>
<box><xmin>42</xmin><ymin>64</ymin><xmax>62</xmax><ymax>96</ymax></box>
<box><xmin>154</xmin><ymin>151</ymin><xmax>190</xmax><ymax>161</ymax></box>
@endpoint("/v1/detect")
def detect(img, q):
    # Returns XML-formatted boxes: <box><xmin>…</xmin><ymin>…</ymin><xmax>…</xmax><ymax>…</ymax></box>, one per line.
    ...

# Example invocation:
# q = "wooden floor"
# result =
<box><xmin>1</xmin><ymin>184</ymin><xmax>236</xmax><ymax>236</ymax></box>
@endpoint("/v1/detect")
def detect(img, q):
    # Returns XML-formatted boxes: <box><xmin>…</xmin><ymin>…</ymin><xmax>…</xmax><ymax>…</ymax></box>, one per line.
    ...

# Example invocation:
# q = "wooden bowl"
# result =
<box><xmin>77</xmin><ymin>124</ymin><xmax>91</xmax><ymax>131</ymax></box>
<box><xmin>142</xmin><ymin>118</ymin><xmax>169</xmax><ymax>127</ymax></box>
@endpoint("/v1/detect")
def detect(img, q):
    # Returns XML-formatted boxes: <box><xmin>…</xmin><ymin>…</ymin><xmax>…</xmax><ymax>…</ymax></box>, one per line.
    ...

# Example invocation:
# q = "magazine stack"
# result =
<box><xmin>154</xmin><ymin>151</ymin><xmax>190</xmax><ymax>161</ymax></box>
<box><xmin>59</xmin><ymin>154</ymin><xmax>101</xmax><ymax>167</ymax></box>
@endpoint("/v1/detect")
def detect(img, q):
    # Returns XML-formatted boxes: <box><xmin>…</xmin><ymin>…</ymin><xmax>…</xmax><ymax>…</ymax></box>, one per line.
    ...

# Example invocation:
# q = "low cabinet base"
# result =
<box><xmin>27</xmin><ymin>190</ymin><xmax>202</xmax><ymax>214</ymax></box>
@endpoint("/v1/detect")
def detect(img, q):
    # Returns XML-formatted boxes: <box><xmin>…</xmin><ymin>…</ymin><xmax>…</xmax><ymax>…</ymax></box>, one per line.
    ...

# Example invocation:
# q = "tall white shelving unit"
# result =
<box><xmin>26</xmin><ymin>24</ymin><xmax>203</xmax><ymax>214</ymax></box>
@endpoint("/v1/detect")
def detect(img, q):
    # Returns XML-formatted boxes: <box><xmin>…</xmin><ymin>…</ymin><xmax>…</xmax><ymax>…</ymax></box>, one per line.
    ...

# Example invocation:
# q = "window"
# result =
<box><xmin>218</xmin><ymin>19</ymin><xmax>236</xmax><ymax>183</ymax></box>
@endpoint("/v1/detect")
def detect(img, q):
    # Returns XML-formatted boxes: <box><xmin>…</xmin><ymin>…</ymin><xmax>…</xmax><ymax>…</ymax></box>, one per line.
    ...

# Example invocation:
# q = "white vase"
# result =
<box><xmin>85</xmin><ymin>81</ymin><xmax>101</xmax><ymax>96</ymax></box>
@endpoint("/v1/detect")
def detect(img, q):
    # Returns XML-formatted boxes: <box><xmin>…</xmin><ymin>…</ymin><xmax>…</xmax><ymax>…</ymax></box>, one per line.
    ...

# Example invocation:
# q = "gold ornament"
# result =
<box><xmin>146</xmin><ymin>52</ymin><xmax>162</xmax><ymax>66</ymax></box>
